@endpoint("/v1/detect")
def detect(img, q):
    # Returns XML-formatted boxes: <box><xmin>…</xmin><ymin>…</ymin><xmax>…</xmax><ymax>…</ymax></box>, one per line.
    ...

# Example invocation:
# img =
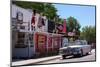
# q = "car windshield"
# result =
<box><xmin>75</xmin><ymin>40</ymin><xmax>87</xmax><ymax>45</ymax></box>
<box><xmin>68</xmin><ymin>42</ymin><xmax>75</xmax><ymax>46</ymax></box>
<box><xmin>68</xmin><ymin>40</ymin><xmax>87</xmax><ymax>46</ymax></box>
<box><xmin>63</xmin><ymin>40</ymin><xmax>87</xmax><ymax>47</ymax></box>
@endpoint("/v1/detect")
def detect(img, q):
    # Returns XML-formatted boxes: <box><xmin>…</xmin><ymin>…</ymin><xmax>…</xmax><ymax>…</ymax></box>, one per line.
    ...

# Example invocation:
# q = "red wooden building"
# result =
<box><xmin>34</xmin><ymin>32</ymin><xmax>62</xmax><ymax>56</ymax></box>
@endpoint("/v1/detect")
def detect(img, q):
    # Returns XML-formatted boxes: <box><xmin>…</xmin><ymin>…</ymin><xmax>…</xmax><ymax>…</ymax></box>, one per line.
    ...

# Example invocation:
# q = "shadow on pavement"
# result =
<box><xmin>60</xmin><ymin>53</ymin><xmax>92</xmax><ymax>60</ymax></box>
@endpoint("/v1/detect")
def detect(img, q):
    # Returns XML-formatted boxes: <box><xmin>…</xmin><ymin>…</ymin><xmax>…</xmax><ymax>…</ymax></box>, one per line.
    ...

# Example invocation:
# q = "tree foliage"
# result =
<box><xmin>12</xmin><ymin>1</ymin><xmax>57</xmax><ymax>20</ymax></box>
<box><xmin>66</xmin><ymin>16</ymin><xmax>81</xmax><ymax>35</ymax></box>
<box><xmin>80</xmin><ymin>26</ymin><xmax>96</xmax><ymax>44</ymax></box>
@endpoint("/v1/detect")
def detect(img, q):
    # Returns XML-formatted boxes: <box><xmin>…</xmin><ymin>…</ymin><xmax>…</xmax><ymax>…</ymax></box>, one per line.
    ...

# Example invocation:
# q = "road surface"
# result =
<box><xmin>36</xmin><ymin>49</ymin><xmax>96</xmax><ymax>64</ymax></box>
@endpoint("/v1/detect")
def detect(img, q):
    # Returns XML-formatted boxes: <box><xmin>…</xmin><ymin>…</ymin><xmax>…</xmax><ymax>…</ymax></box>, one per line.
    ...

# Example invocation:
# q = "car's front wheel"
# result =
<box><xmin>62</xmin><ymin>55</ymin><xmax>66</xmax><ymax>59</ymax></box>
<box><xmin>73</xmin><ymin>49</ymin><xmax>83</xmax><ymax>57</ymax></box>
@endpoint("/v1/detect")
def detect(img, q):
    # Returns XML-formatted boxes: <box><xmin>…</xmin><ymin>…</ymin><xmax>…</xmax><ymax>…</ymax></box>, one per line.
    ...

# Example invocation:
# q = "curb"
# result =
<box><xmin>12</xmin><ymin>56</ymin><xmax>60</xmax><ymax>66</ymax></box>
<box><xmin>29</xmin><ymin>56</ymin><xmax>60</xmax><ymax>64</ymax></box>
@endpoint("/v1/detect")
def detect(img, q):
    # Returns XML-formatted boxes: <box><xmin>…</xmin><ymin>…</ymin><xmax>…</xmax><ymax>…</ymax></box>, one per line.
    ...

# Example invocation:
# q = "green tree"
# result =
<box><xmin>43</xmin><ymin>3</ymin><xmax>57</xmax><ymax>20</ymax></box>
<box><xmin>66</xmin><ymin>16</ymin><xmax>81</xmax><ymax>35</ymax></box>
<box><xmin>80</xmin><ymin>26</ymin><xmax>96</xmax><ymax>44</ymax></box>
<box><xmin>12</xmin><ymin>1</ymin><xmax>57</xmax><ymax>20</ymax></box>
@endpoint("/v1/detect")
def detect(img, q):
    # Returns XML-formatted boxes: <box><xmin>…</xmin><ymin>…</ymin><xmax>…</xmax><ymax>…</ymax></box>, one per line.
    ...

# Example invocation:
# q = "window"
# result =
<box><xmin>20</xmin><ymin>25</ymin><xmax>25</xmax><ymax>29</ymax></box>
<box><xmin>18</xmin><ymin>32</ymin><xmax>25</xmax><ymax>38</ymax></box>
<box><xmin>15</xmin><ymin>32</ymin><xmax>27</xmax><ymax>48</ymax></box>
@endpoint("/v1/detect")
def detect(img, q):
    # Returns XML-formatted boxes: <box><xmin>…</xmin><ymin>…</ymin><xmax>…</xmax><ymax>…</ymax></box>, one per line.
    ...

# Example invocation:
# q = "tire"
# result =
<box><xmin>62</xmin><ymin>55</ymin><xmax>66</xmax><ymax>59</ymax></box>
<box><xmin>86</xmin><ymin>52</ymin><xmax>89</xmax><ymax>55</ymax></box>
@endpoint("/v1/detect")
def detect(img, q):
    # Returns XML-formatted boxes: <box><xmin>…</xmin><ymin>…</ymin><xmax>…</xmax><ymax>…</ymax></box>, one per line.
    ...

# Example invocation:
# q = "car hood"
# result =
<box><xmin>59</xmin><ymin>47</ymin><xmax>70</xmax><ymax>50</ymax></box>
<box><xmin>68</xmin><ymin>45</ymin><xmax>89</xmax><ymax>48</ymax></box>
<box><xmin>60</xmin><ymin>45</ymin><xmax>89</xmax><ymax>50</ymax></box>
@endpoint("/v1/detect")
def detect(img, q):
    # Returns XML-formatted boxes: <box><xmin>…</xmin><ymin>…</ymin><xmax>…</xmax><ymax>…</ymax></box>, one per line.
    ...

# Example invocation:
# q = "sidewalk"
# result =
<box><xmin>12</xmin><ymin>55</ymin><xmax>60</xmax><ymax>66</ymax></box>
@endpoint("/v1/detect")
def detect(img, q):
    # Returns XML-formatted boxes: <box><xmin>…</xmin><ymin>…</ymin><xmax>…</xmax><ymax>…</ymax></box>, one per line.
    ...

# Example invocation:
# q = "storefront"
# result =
<box><xmin>34</xmin><ymin>32</ymin><xmax>62</xmax><ymax>56</ymax></box>
<box><xmin>34</xmin><ymin>32</ymin><xmax>47</xmax><ymax>56</ymax></box>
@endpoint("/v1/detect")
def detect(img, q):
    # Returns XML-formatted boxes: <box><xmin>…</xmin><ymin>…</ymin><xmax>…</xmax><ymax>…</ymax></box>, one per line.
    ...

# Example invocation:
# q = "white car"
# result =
<box><xmin>70</xmin><ymin>40</ymin><xmax>92</xmax><ymax>57</ymax></box>
<box><xmin>59</xmin><ymin>40</ymin><xmax>92</xmax><ymax>59</ymax></box>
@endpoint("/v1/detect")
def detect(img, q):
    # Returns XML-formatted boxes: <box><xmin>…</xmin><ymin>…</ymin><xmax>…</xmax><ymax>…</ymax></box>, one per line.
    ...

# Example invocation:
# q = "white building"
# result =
<box><xmin>12</xmin><ymin>4</ymin><xmax>35</xmax><ymax>58</ymax></box>
<box><xmin>12</xmin><ymin>4</ymin><xmax>49</xmax><ymax>58</ymax></box>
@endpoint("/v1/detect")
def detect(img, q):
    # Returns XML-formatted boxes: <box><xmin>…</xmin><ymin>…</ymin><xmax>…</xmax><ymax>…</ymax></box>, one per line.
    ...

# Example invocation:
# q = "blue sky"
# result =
<box><xmin>53</xmin><ymin>4</ymin><xmax>96</xmax><ymax>30</ymax></box>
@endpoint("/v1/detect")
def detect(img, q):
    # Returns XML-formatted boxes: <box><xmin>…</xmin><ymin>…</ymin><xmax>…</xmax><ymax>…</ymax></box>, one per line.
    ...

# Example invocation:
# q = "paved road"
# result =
<box><xmin>36</xmin><ymin>49</ymin><xmax>96</xmax><ymax>64</ymax></box>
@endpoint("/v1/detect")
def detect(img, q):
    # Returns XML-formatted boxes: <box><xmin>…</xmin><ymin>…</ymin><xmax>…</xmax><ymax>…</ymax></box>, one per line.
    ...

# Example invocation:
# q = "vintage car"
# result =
<box><xmin>59</xmin><ymin>40</ymin><xmax>92</xmax><ymax>59</ymax></box>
